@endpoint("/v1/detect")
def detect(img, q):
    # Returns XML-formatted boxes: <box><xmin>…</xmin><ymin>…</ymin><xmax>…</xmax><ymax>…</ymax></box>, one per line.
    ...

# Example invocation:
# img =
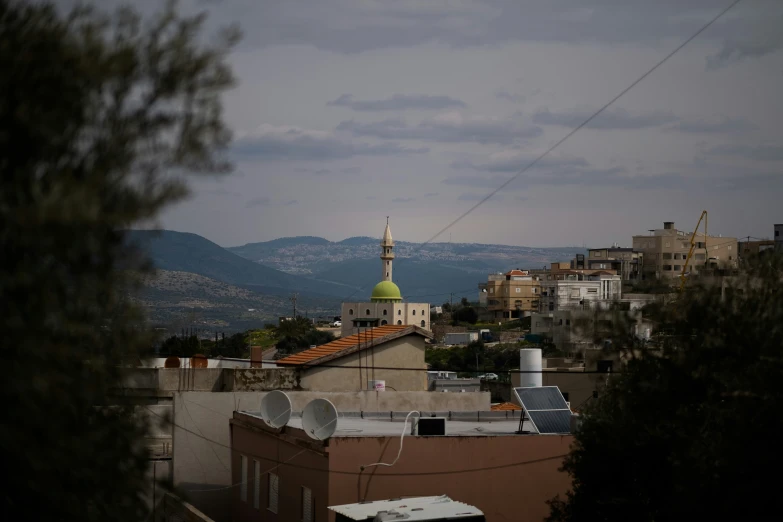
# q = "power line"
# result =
<box><xmin>142</xmin><ymin>406</ymin><xmax>569</xmax><ymax>477</ymax></box>
<box><xmin>337</xmin><ymin>0</ymin><xmax>743</xmax><ymax>304</ymax></box>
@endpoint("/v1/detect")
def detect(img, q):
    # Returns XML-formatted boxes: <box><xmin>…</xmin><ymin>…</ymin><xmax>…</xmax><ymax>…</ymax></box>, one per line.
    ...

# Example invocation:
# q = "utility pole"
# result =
<box><xmin>290</xmin><ymin>293</ymin><xmax>298</xmax><ymax>318</ymax></box>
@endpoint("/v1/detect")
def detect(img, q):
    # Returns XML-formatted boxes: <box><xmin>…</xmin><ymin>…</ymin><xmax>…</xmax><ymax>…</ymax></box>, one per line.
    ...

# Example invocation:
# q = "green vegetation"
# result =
<box><xmin>426</xmin><ymin>340</ymin><xmax>535</xmax><ymax>379</ymax></box>
<box><xmin>548</xmin><ymin>254</ymin><xmax>783</xmax><ymax>521</ymax></box>
<box><xmin>0</xmin><ymin>1</ymin><xmax>237</xmax><ymax>520</ymax></box>
<box><xmin>273</xmin><ymin>317</ymin><xmax>335</xmax><ymax>356</ymax></box>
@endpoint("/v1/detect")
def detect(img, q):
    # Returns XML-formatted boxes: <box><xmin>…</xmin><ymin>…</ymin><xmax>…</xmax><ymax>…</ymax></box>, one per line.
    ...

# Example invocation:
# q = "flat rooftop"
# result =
<box><xmin>239</xmin><ymin>410</ymin><xmax>540</xmax><ymax>437</ymax></box>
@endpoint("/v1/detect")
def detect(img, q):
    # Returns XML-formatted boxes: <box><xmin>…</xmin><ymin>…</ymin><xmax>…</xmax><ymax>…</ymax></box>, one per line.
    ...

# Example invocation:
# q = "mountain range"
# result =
<box><xmin>129</xmin><ymin>230</ymin><xmax>585</xmax><ymax>332</ymax></box>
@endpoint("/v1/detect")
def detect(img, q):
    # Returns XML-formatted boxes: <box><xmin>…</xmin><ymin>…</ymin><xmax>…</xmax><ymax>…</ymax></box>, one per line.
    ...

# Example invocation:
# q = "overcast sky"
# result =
<box><xmin>120</xmin><ymin>0</ymin><xmax>782</xmax><ymax>247</ymax></box>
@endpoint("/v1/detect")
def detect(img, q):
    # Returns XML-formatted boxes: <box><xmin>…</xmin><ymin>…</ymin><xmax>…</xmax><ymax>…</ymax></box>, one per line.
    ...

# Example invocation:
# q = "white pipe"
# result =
<box><xmin>360</xmin><ymin>411</ymin><xmax>421</xmax><ymax>471</ymax></box>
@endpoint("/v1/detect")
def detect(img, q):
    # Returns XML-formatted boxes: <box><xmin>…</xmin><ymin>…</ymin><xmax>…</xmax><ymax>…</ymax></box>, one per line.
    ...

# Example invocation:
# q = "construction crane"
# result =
<box><xmin>679</xmin><ymin>210</ymin><xmax>708</xmax><ymax>292</ymax></box>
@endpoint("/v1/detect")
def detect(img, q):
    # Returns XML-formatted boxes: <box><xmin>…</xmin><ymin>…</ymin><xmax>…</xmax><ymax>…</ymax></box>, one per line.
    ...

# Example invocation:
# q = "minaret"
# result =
<box><xmin>380</xmin><ymin>217</ymin><xmax>395</xmax><ymax>282</ymax></box>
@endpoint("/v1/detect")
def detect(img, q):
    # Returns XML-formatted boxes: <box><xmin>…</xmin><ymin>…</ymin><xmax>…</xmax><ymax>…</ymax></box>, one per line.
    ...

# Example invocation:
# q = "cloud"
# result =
<box><xmin>533</xmin><ymin>108</ymin><xmax>677</xmax><ymax>130</ymax></box>
<box><xmin>337</xmin><ymin>112</ymin><xmax>542</xmax><ymax>145</ymax></box>
<box><xmin>707</xmin><ymin>144</ymin><xmax>783</xmax><ymax>162</ymax></box>
<box><xmin>706</xmin><ymin>14</ymin><xmax>783</xmax><ymax>70</ymax></box>
<box><xmin>672</xmin><ymin>117</ymin><xmax>757</xmax><ymax>134</ymax></box>
<box><xmin>451</xmin><ymin>150</ymin><xmax>589</xmax><ymax>173</ymax></box>
<box><xmin>245</xmin><ymin>197</ymin><xmax>270</xmax><ymax>208</ymax></box>
<box><xmin>423</xmin><ymin>192</ymin><xmax>439</xmax><ymax>197</ymax></box>
<box><xmin>495</xmin><ymin>91</ymin><xmax>525</xmax><ymax>104</ymax></box>
<box><xmin>392</xmin><ymin>197</ymin><xmax>416</xmax><ymax>203</ymax></box>
<box><xmin>458</xmin><ymin>193</ymin><xmax>503</xmax><ymax>202</ymax></box>
<box><xmin>233</xmin><ymin>124</ymin><xmax>429</xmax><ymax>160</ymax></box>
<box><xmin>328</xmin><ymin>93</ymin><xmax>466</xmax><ymax>111</ymax></box>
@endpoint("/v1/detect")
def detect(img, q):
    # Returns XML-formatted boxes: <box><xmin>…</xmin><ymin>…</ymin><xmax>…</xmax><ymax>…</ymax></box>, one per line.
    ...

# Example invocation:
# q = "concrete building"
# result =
<box><xmin>738</xmin><ymin>239</ymin><xmax>776</xmax><ymax>264</ymax></box>
<box><xmin>275</xmin><ymin>324</ymin><xmax>432</xmax><ymax>392</ymax></box>
<box><xmin>481</xmin><ymin>269</ymin><xmax>541</xmax><ymax>321</ymax></box>
<box><xmin>231</xmin><ymin>410</ymin><xmax>572</xmax><ymax>522</ymax></box>
<box><xmin>586</xmin><ymin>246</ymin><xmax>644</xmax><ymax>281</ymax></box>
<box><xmin>633</xmin><ymin>221</ymin><xmax>737</xmax><ymax>279</ymax></box>
<box><xmin>341</xmin><ymin>220</ymin><xmax>430</xmax><ymax>336</ymax></box>
<box><xmin>539</xmin><ymin>271</ymin><xmax>622</xmax><ymax>312</ymax></box>
<box><xmin>776</xmin><ymin>224</ymin><xmax>783</xmax><ymax>251</ymax></box>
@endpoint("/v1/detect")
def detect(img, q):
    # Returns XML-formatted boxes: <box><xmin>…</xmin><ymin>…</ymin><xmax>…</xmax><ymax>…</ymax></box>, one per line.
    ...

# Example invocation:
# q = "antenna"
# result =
<box><xmin>260</xmin><ymin>390</ymin><xmax>292</xmax><ymax>429</ymax></box>
<box><xmin>301</xmin><ymin>398</ymin><xmax>338</xmax><ymax>440</ymax></box>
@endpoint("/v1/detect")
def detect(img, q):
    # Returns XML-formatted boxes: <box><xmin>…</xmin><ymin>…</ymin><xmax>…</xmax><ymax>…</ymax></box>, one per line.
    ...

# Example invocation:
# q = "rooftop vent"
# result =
<box><xmin>664</xmin><ymin>222</ymin><xmax>674</xmax><ymax>230</ymax></box>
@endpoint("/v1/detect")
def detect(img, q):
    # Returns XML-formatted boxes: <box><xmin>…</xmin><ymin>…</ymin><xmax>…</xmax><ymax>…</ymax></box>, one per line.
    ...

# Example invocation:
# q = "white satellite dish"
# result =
<box><xmin>260</xmin><ymin>390</ymin><xmax>292</xmax><ymax>429</ymax></box>
<box><xmin>302</xmin><ymin>398</ymin><xmax>338</xmax><ymax>441</ymax></box>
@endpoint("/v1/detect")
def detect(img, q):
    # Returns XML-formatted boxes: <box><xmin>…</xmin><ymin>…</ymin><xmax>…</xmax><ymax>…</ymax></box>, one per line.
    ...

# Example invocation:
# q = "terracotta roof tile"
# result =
<box><xmin>491</xmin><ymin>402</ymin><xmax>522</xmax><ymax>411</ymax></box>
<box><xmin>275</xmin><ymin>325</ymin><xmax>425</xmax><ymax>366</ymax></box>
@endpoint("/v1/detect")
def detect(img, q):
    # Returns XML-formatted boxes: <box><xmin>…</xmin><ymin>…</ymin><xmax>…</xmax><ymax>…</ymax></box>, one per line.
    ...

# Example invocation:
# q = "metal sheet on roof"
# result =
<box><xmin>329</xmin><ymin>495</ymin><xmax>483</xmax><ymax>521</ymax></box>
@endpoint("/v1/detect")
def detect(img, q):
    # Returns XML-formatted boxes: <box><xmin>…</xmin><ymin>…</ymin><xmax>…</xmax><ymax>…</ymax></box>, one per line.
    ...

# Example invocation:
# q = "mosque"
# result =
<box><xmin>340</xmin><ymin>219</ymin><xmax>431</xmax><ymax>337</ymax></box>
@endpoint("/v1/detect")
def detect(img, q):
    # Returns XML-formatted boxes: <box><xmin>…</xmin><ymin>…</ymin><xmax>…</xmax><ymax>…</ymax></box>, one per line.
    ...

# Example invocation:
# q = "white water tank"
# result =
<box><xmin>519</xmin><ymin>348</ymin><xmax>542</xmax><ymax>387</ymax></box>
<box><xmin>369</xmin><ymin>380</ymin><xmax>386</xmax><ymax>392</ymax></box>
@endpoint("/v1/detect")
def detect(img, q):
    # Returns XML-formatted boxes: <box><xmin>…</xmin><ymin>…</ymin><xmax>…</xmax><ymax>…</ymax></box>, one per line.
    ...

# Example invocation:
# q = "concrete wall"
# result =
<box><xmin>173</xmin><ymin>390</ymin><xmax>490</xmax><ymax>521</ymax></box>
<box><xmin>232</xmin><ymin>420</ymin><xmax>573</xmax><ymax>522</ymax></box>
<box><xmin>300</xmin><ymin>336</ymin><xmax>427</xmax><ymax>392</ymax></box>
<box><xmin>117</xmin><ymin>368</ymin><xmax>301</xmax><ymax>397</ymax></box>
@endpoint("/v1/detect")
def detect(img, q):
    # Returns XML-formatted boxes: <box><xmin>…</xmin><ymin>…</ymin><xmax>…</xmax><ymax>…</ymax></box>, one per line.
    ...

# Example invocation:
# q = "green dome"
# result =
<box><xmin>371</xmin><ymin>281</ymin><xmax>402</xmax><ymax>301</ymax></box>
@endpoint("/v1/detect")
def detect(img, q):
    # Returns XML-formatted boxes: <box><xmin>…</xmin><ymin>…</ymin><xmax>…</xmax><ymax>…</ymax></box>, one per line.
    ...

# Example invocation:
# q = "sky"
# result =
<box><xmin>106</xmin><ymin>0</ymin><xmax>782</xmax><ymax>247</ymax></box>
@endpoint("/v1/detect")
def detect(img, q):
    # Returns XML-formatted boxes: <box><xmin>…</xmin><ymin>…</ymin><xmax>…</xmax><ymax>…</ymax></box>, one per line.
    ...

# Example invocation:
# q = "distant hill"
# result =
<box><xmin>126</xmin><ymin>230</ymin><xmax>348</xmax><ymax>299</ymax></box>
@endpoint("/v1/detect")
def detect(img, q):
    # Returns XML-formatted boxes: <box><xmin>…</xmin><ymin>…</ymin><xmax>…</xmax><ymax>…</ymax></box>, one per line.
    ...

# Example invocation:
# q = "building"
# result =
<box><xmin>275</xmin><ymin>324</ymin><xmax>432</xmax><ymax>392</ymax></box>
<box><xmin>481</xmin><ymin>269</ymin><xmax>541</xmax><ymax>322</ymax></box>
<box><xmin>586</xmin><ymin>246</ymin><xmax>644</xmax><ymax>281</ymax></box>
<box><xmin>776</xmin><ymin>224</ymin><xmax>783</xmax><ymax>251</ymax></box>
<box><xmin>539</xmin><ymin>271</ymin><xmax>622</xmax><ymax>312</ymax></box>
<box><xmin>231</xmin><ymin>410</ymin><xmax>572</xmax><ymax>522</ymax></box>
<box><xmin>737</xmin><ymin>239</ymin><xmax>776</xmax><ymax>264</ymax></box>
<box><xmin>632</xmin><ymin>221</ymin><xmax>737</xmax><ymax>279</ymax></box>
<box><xmin>341</xmin><ymin>220</ymin><xmax>430</xmax><ymax>336</ymax></box>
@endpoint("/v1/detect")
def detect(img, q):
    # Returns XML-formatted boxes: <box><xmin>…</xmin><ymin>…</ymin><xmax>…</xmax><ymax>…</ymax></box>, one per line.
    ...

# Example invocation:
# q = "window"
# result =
<box><xmin>412</xmin><ymin>310</ymin><xmax>416</xmax><ymax>316</ymax></box>
<box><xmin>663</xmin><ymin>265</ymin><xmax>672</xmax><ymax>271</ymax></box>
<box><xmin>565</xmin><ymin>319</ymin><xmax>571</xmax><ymax>326</ymax></box>
<box><xmin>673</xmin><ymin>265</ymin><xmax>681</xmax><ymax>271</ymax></box>
<box><xmin>515</xmin><ymin>287</ymin><xmax>521</xmax><ymax>293</ymax></box>
<box><xmin>386</xmin><ymin>272</ymin><xmax>389</xmax><ymax>277</ymax></box>
<box><xmin>240</xmin><ymin>456</ymin><xmax>248</xmax><ymax>502</ymax></box>
<box><xmin>587</xmin><ymin>288</ymin><xmax>597</xmax><ymax>293</ymax></box>
<box><xmin>268</xmin><ymin>473</ymin><xmax>279</xmax><ymax>514</ymax></box>
<box><xmin>387</xmin><ymin>260</ymin><xmax>390</xmax><ymax>265</ymax></box>
<box><xmin>664</xmin><ymin>241</ymin><xmax>670</xmax><ymax>247</ymax></box>
<box><xmin>301</xmin><ymin>487</ymin><xmax>313</xmax><ymax>522</ymax></box>
<box><xmin>365</xmin><ymin>309</ymin><xmax>371</xmax><ymax>316</ymax></box>
<box><xmin>662</xmin><ymin>253</ymin><xmax>672</xmax><ymax>260</ymax></box>
<box><xmin>729</xmin><ymin>256</ymin><xmax>732</xmax><ymax>260</ymax></box>
<box><xmin>348</xmin><ymin>309</ymin><xmax>353</xmax><ymax>315</ymax></box>
<box><xmin>593</xmin><ymin>251</ymin><xmax>602</xmax><ymax>257</ymax></box>
<box><xmin>777</xmin><ymin>230</ymin><xmax>780</xmax><ymax>237</ymax></box>
<box><xmin>253</xmin><ymin>461</ymin><xmax>261</xmax><ymax>509</ymax></box>
<box><xmin>489</xmin><ymin>287</ymin><xmax>494</xmax><ymax>293</ymax></box>
<box><xmin>397</xmin><ymin>320</ymin><xmax>402</xmax><ymax>325</ymax></box>
<box><xmin>421</xmin><ymin>310</ymin><xmax>425</xmax><ymax>316</ymax></box>
<box><xmin>421</xmin><ymin>320</ymin><xmax>426</xmax><ymax>327</ymax></box>
<box><xmin>382</xmin><ymin>309</ymin><xmax>387</xmax><ymax>316</ymax></box>
<box><xmin>728</xmin><ymin>245</ymin><xmax>732</xmax><ymax>250</ymax></box>
<box><xmin>398</xmin><ymin>310</ymin><xmax>401</xmax><ymax>316</ymax></box>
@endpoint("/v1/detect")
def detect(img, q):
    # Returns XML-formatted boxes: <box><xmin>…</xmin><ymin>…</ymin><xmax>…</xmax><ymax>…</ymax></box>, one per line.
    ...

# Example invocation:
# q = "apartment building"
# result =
<box><xmin>776</xmin><ymin>224</ymin><xmax>783</xmax><ymax>251</ymax></box>
<box><xmin>586</xmin><ymin>246</ymin><xmax>644</xmax><ymax>281</ymax></box>
<box><xmin>482</xmin><ymin>269</ymin><xmax>541</xmax><ymax>321</ymax></box>
<box><xmin>632</xmin><ymin>221</ymin><xmax>737</xmax><ymax>279</ymax></box>
<box><xmin>538</xmin><ymin>271</ymin><xmax>622</xmax><ymax>312</ymax></box>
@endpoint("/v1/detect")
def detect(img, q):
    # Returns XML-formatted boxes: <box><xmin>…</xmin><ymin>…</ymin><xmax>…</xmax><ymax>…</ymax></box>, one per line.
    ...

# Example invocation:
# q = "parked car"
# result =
<box><xmin>478</xmin><ymin>373</ymin><xmax>498</xmax><ymax>381</ymax></box>
<box><xmin>331</xmin><ymin>320</ymin><xmax>342</xmax><ymax>327</ymax></box>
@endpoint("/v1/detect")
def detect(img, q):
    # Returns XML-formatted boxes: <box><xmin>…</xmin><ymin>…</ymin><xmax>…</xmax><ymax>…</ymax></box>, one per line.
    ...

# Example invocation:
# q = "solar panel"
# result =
<box><xmin>526</xmin><ymin>410</ymin><xmax>572</xmax><ymax>434</ymax></box>
<box><xmin>513</xmin><ymin>386</ymin><xmax>572</xmax><ymax>435</ymax></box>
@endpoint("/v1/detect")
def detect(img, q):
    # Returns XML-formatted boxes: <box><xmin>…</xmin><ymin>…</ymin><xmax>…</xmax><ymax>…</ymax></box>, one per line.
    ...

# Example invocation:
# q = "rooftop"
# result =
<box><xmin>330</xmin><ymin>495</ymin><xmax>483</xmax><ymax>521</ymax></box>
<box><xmin>276</xmin><ymin>324</ymin><xmax>431</xmax><ymax>366</ymax></box>
<box><xmin>237</xmin><ymin>410</ymin><xmax>537</xmax><ymax>437</ymax></box>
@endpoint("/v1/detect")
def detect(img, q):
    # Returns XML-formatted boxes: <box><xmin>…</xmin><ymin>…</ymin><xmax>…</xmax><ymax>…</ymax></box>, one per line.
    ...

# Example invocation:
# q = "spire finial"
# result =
<box><xmin>386</xmin><ymin>216</ymin><xmax>389</xmax><ymax>225</ymax></box>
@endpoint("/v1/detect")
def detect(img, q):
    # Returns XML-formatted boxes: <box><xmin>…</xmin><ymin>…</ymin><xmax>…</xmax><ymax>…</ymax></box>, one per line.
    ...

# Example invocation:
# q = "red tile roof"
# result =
<box><xmin>491</xmin><ymin>402</ymin><xmax>522</xmax><ymax>411</ymax></box>
<box><xmin>275</xmin><ymin>325</ymin><xmax>431</xmax><ymax>366</ymax></box>
<box><xmin>505</xmin><ymin>269</ymin><xmax>529</xmax><ymax>277</ymax></box>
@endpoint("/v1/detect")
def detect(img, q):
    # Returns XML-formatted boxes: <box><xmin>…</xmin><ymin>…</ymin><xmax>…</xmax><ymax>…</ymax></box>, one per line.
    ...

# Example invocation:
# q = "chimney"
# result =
<box><xmin>664</xmin><ymin>222</ymin><xmax>674</xmax><ymax>230</ymax></box>
<box><xmin>250</xmin><ymin>346</ymin><xmax>263</xmax><ymax>368</ymax></box>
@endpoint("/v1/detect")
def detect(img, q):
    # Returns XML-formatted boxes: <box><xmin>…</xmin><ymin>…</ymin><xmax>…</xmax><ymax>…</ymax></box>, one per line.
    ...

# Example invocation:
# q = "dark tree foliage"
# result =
<box><xmin>452</xmin><ymin>306</ymin><xmax>479</xmax><ymax>324</ymax></box>
<box><xmin>0</xmin><ymin>1</ymin><xmax>238</xmax><ymax>520</ymax></box>
<box><xmin>274</xmin><ymin>317</ymin><xmax>335</xmax><ymax>356</ymax></box>
<box><xmin>548</xmin><ymin>254</ymin><xmax>783</xmax><ymax>522</ymax></box>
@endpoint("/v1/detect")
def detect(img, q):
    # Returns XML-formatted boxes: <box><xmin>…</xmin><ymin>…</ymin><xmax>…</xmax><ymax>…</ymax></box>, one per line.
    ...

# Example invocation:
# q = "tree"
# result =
<box><xmin>548</xmin><ymin>255</ymin><xmax>783</xmax><ymax>522</ymax></box>
<box><xmin>0</xmin><ymin>1</ymin><xmax>238</xmax><ymax>520</ymax></box>
<box><xmin>273</xmin><ymin>317</ymin><xmax>335</xmax><ymax>356</ymax></box>
<box><xmin>452</xmin><ymin>306</ymin><xmax>478</xmax><ymax>324</ymax></box>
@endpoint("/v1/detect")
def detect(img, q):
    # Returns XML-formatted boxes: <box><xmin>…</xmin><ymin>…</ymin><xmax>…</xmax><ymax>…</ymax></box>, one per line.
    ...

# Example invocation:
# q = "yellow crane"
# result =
<box><xmin>679</xmin><ymin>210</ymin><xmax>708</xmax><ymax>292</ymax></box>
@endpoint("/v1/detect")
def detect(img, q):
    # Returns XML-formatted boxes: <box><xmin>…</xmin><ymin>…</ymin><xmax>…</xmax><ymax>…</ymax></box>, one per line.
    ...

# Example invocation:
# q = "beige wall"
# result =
<box><xmin>299</xmin><ymin>336</ymin><xmax>428</xmax><ymax>392</ymax></box>
<box><xmin>341</xmin><ymin>302</ymin><xmax>430</xmax><ymax>336</ymax></box>
<box><xmin>633</xmin><ymin>228</ymin><xmax>737</xmax><ymax>279</ymax></box>
<box><xmin>485</xmin><ymin>277</ymin><xmax>541</xmax><ymax>320</ymax></box>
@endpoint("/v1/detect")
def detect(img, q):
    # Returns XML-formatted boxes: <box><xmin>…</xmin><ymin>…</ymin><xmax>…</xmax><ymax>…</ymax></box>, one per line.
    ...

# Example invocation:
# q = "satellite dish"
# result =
<box><xmin>260</xmin><ymin>390</ymin><xmax>292</xmax><ymax>429</ymax></box>
<box><xmin>302</xmin><ymin>398</ymin><xmax>338</xmax><ymax>441</ymax></box>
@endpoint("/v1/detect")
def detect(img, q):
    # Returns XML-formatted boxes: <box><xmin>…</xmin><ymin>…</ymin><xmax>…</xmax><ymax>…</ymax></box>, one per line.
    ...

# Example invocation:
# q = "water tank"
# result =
<box><xmin>519</xmin><ymin>348</ymin><xmax>542</xmax><ymax>387</ymax></box>
<box><xmin>369</xmin><ymin>380</ymin><xmax>386</xmax><ymax>392</ymax></box>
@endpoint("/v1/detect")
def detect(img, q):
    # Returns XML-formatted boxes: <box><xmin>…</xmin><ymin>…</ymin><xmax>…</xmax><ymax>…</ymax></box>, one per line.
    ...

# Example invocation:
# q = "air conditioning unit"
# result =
<box><xmin>415</xmin><ymin>417</ymin><xmax>446</xmax><ymax>436</ymax></box>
